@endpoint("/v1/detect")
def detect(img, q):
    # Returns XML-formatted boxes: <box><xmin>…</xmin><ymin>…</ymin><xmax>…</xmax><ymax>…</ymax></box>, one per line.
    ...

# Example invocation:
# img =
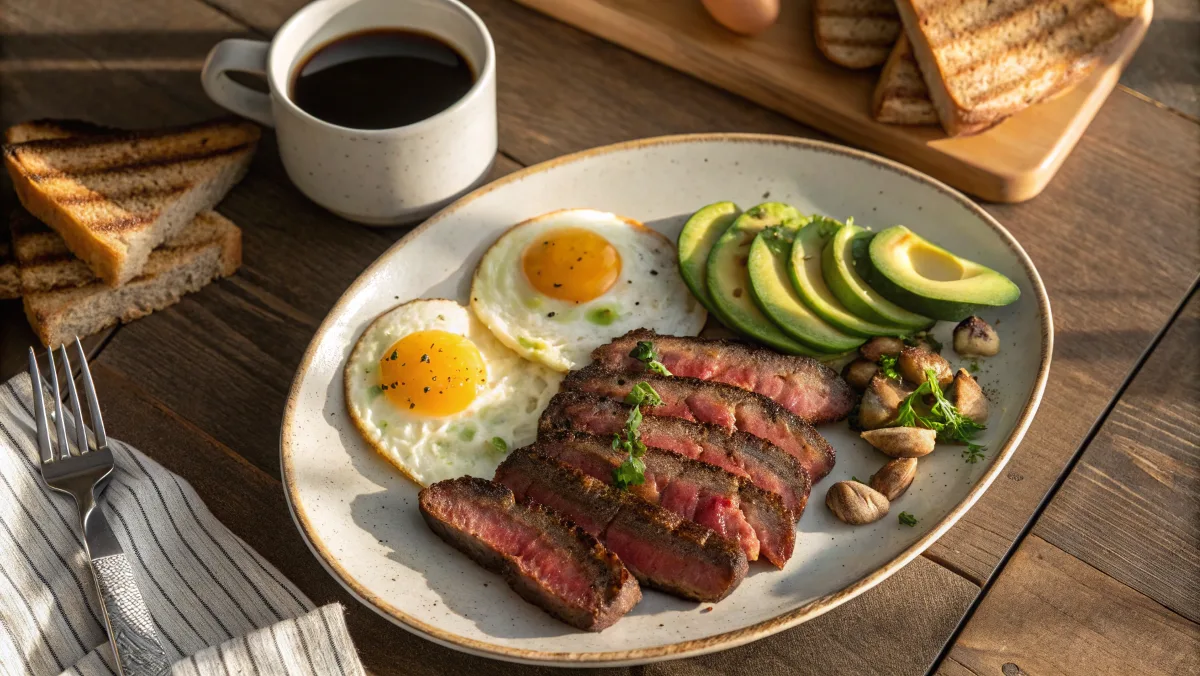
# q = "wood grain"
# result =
<box><xmin>942</xmin><ymin>535</ymin><xmax>1200</xmax><ymax>675</ymax></box>
<box><xmin>510</xmin><ymin>0</ymin><xmax>1152</xmax><ymax>202</ymax></box>
<box><xmin>1033</xmin><ymin>291</ymin><xmax>1200</xmax><ymax>622</ymax></box>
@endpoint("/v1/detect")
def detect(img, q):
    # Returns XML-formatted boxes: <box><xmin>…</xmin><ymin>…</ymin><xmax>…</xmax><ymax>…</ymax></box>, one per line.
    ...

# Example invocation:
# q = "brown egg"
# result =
<box><xmin>701</xmin><ymin>0</ymin><xmax>780</xmax><ymax>36</ymax></box>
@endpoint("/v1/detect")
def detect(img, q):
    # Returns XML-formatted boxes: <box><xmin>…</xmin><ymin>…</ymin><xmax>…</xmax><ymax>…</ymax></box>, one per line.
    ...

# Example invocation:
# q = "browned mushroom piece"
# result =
<box><xmin>825</xmin><ymin>481</ymin><xmax>889</xmax><ymax>525</ymax></box>
<box><xmin>842</xmin><ymin>358</ymin><xmax>879</xmax><ymax>391</ymax></box>
<box><xmin>898</xmin><ymin>346</ymin><xmax>953</xmax><ymax>388</ymax></box>
<box><xmin>860</xmin><ymin>427</ymin><xmax>937</xmax><ymax>458</ymax></box>
<box><xmin>953</xmin><ymin>316</ymin><xmax>1000</xmax><ymax>357</ymax></box>
<box><xmin>860</xmin><ymin>336</ymin><xmax>905</xmax><ymax>362</ymax></box>
<box><xmin>951</xmin><ymin>369</ymin><xmax>989</xmax><ymax>424</ymax></box>
<box><xmin>859</xmin><ymin>375</ymin><xmax>913</xmax><ymax>430</ymax></box>
<box><xmin>870</xmin><ymin>458</ymin><xmax>918</xmax><ymax>500</ymax></box>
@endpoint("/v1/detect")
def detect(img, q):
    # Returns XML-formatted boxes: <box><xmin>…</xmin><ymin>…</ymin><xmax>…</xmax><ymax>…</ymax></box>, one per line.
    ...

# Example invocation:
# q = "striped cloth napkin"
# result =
<box><xmin>0</xmin><ymin>372</ymin><xmax>366</xmax><ymax>676</ymax></box>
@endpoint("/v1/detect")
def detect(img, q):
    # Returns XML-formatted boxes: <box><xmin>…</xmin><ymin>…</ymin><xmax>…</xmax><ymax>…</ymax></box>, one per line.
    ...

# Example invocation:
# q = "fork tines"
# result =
<box><xmin>28</xmin><ymin>338</ymin><xmax>109</xmax><ymax>463</ymax></box>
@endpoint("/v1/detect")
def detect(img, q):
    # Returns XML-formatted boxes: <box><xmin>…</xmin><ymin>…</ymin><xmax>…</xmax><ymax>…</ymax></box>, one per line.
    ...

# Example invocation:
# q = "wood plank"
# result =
<box><xmin>1033</xmin><ymin>292</ymin><xmax>1200</xmax><ymax>621</ymax></box>
<box><xmin>88</xmin><ymin>363</ymin><xmax>978</xmax><ymax>675</ymax></box>
<box><xmin>942</xmin><ymin>535</ymin><xmax>1200</xmax><ymax>675</ymax></box>
<box><xmin>1118</xmin><ymin>0</ymin><xmax>1200</xmax><ymax>118</ymax></box>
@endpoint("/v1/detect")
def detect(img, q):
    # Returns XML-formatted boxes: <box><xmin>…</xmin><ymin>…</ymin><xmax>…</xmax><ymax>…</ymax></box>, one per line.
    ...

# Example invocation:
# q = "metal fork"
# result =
<box><xmin>29</xmin><ymin>339</ymin><xmax>170</xmax><ymax>676</ymax></box>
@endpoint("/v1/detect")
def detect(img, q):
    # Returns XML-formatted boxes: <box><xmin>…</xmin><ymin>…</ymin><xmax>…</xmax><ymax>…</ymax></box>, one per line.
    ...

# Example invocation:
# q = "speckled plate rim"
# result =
<box><xmin>280</xmin><ymin>133</ymin><xmax>1054</xmax><ymax>667</ymax></box>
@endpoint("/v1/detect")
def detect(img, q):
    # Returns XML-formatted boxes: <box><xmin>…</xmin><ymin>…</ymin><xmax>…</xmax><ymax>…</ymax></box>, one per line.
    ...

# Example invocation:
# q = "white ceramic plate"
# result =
<box><xmin>281</xmin><ymin>134</ymin><xmax>1052</xmax><ymax>667</ymax></box>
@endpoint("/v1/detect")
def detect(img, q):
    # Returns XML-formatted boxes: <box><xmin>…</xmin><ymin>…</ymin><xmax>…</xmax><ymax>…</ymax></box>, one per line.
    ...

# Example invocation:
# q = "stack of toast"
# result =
<box><xmin>1</xmin><ymin>119</ymin><xmax>259</xmax><ymax>346</ymax></box>
<box><xmin>814</xmin><ymin>0</ymin><xmax>1146</xmax><ymax>135</ymax></box>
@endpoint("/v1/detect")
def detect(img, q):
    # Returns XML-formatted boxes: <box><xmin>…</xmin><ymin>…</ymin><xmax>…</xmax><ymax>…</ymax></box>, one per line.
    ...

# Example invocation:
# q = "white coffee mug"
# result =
<box><xmin>201</xmin><ymin>0</ymin><xmax>497</xmax><ymax>225</ymax></box>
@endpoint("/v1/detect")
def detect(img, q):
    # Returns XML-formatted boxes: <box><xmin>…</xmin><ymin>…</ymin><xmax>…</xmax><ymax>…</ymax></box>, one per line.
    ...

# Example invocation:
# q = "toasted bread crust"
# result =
<box><xmin>3</xmin><ymin>118</ymin><xmax>258</xmax><ymax>285</ymax></box>
<box><xmin>872</xmin><ymin>35</ymin><xmax>940</xmax><ymax>125</ymax></box>
<box><xmin>813</xmin><ymin>0</ymin><xmax>901</xmax><ymax>69</ymax></box>
<box><xmin>895</xmin><ymin>0</ymin><xmax>1143</xmax><ymax>135</ymax></box>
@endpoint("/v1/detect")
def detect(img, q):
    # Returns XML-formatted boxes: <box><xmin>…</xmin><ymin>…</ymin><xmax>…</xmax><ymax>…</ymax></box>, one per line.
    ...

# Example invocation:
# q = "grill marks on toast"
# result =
<box><xmin>3</xmin><ymin>118</ymin><xmax>259</xmax><ymax>285</ymax></box>
<box><xmin>897</xmin><ymin>0</ymin><xmax>1142</xmax><ymax>133</ymax></box>
<box><xmin>814</xmin><ymin>0</ymin><xmax>902</xmax><ymax>69</ymax></box>
<box><xmin>873</xmin><ymin>36</ymin><xmax>940</xmax><ymax>124</ymax></box>
<box><xmin>0</xmin><ymin>239</ymin><xmax>17</xmax><ymax>300</ymax></box>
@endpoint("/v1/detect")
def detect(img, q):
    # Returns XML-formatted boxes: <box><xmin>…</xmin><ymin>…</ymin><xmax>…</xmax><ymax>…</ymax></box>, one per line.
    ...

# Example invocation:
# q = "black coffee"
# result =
<box><xmin>291</xmin><ymin>29</ymin><xmax>475</xmax><ymax>129</ymax></box>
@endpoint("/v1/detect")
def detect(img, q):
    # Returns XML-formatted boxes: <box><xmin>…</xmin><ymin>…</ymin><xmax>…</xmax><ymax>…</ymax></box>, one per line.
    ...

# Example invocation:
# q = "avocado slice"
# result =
<box><xmin>864</xmin><ymin>226</ymin><xmax>1020</xmax><ymax>321</ymax></box>
<box><xmin>706</xmin><ymin>203</ymin><xmax>821</xmax><ymax>356</ymax></box>
<box><xmin>748</xmin><ymin>224</ymin><xmax>865</xmax><ymax>353</ymax></box>
<box><xmin>677</xmin><ymin>201</ymin><xmax>740</xmax><ymax>313</ymax></box>
<box><xmin>787</xmin><ymin>217</ymin><xmax>908</xmax><ymax>337</ymax></box>
<box><xmin>823</xmin><ymin>224</ymin><xmax>934</xmax><ymax>331</ymax></box>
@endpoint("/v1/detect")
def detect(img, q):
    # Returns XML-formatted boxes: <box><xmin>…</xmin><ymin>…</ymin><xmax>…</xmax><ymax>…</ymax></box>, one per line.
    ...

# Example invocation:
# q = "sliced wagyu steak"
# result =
<box><xmin>495</xmin><ymin>448</ymin><xmax>748</xmax><ymax>602</ymax></box>
<box><xmin>591</xmin><ymin>329</ymin><xmax>856</xmax><ymax>424</ymax></box>
<box><xmin>539</xmin><ymin>391</ymin><xmax>812</xmax><ymax>516</ymax></box>
<box><xmin>562</xmin><ymin>365</ymin><xmax>837</xmax><ymax>482</ymax></box>
<box><xmin>419</xmin><ymin>477</ymin><xmax>640</xmax><ymax>631</ymax></box>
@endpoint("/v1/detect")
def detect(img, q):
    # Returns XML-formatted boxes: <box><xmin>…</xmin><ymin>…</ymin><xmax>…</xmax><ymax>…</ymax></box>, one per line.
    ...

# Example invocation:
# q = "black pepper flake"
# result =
<box><xmin>431</xmin><ymin>376</ymin><xmax>437</xmax><ymax>381</ymax></box>
<box><xmin>650</xmin><ymin>269</ymin><xmax>658</xmax><ymax>276</ymax></box>
<box><xmin>421</xmin><ymin>354</ymin><xmax>430</xmax><ymax>363</ymax></box>
<box><xmin>389</xmin><ymin>350</ymin><xmax>398</xmax><ymax>360</ymax></box>
<box><xmin>547</xmin><ymin>312</ymin><xmax>556</xmax><ymax>318</ymax></box>
<box><xmin>553</xmin><ymin>283</ymin><xmax>562</xmax><ymax>288</ymax></box>
<box><xmin>409</xmin><ymin>403</ymin><xmax>415</xmax><ymax>409</ymax></box>
<box><xmin>424</xmin><ymin>387</ymin><xmax>431</xmax><ymax>393</ymax></box>
<box><xmin>577</xmin><ymin>257</ymin><xmax>583</xmax><ymax>262</ymax></box>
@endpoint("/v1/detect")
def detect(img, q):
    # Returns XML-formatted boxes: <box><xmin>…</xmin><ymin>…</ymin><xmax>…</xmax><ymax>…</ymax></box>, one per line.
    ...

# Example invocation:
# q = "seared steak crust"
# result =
<box><xmin>532</xmin><ymin>432</ymin><xmax>796</xmax><ymax>567</ymax></box>
<box><xmin>539</xmin><ymin>392</ymin><xmax>811</xmax><ymax>515</ymax></box>
<box><xmin>591</xmin><ymin>329</ymin><xmax>856</xmax><ymax>424</ymax></box>
<box><xmin>495</xmin><ymin>448</ymin><xmax>748</xmax><ymax>602</ymax></box>
<box><xmin>419</xmin><ymin>477</ymin><xmax>640</xmax><ymax>631</ymax></box>
<box><xmin>562</xmin><ymin>365</ymin><xmax>837</xmax><ymax>482</ymax></box>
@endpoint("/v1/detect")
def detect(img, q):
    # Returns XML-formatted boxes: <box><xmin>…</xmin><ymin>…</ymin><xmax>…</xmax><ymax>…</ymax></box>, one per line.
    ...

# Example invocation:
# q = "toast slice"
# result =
<box><xmin>3</xmin><ymin>118</ymin><xmax>258</xmax><ymax>286</ymax></box>
<box><xmin>813</xmin><ymin>0</ymin><xmax>902</xmax><ymax>69</ymax></box>
<box><xmin>894</xmin><ymin>0</ymin><xmax>1145</xmax><ymax>135</ymax></box>
<box><xmin>19</xmin><ymin>209</ymin><xmax>242</xmax><ymax>347</ymax></box>
<box><xmin>872</xmin><ymin>35</ymin><xmax>939</xmax><ymax>125</ymax></box>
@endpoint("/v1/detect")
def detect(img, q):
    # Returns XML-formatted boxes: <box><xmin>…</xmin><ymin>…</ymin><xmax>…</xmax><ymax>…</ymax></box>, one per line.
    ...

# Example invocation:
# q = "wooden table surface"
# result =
<box><xmin>1</xmin><ymin>0</ymin><xmax>1197</xmax><ymax>673</ymax></box>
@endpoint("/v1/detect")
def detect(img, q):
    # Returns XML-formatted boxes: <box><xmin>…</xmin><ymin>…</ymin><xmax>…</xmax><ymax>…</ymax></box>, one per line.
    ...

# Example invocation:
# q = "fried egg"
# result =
<box><xmin>470</xmin><ymin>209</ymin><xmax>707</xmax><ymax>371</ymax></box>
<box><xmin>345</xmin><ymin>299</ymin><xmax>562</xmax><ymax>486</ymax></box>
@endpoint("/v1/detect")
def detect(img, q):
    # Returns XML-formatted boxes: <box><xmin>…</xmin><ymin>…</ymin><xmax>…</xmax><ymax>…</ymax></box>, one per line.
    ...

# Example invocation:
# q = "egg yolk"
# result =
<box><xmin>522</xmin><ymin>228</ymin><xmax>621</xmax><ymax>303</ymax></box>
<box><xmin>379</xmin><ymin>330</ymin><xmax>486</xmax><ymax>417</ymax></box>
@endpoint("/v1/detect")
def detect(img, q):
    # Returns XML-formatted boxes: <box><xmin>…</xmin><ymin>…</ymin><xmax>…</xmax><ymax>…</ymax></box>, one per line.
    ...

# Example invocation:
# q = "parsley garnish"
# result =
<box><xmin>629</xmin><ymin>340</ymin><xmax>673</xmax><ymax>376</ymax></box>
<box><xmin>612</xmin><ymin>382</ymin><xmax>660</xmax><ymax>489</ymax></box>
<box><xmin>899</xmin><ymin>512</ymin><xmax>918</xmax><ymax>527</ymax></box>
<box><xmin>624</xmin><ymin>381</ymin><xmax>664</xmax><ymax>407</ymax></box>
<box><xmin>894</xmin><ymin>368</ymin><xmax>987</xmax><ymax>461</ymax></box>
<box><xmin>489</xmin><ymin>437</ymin><xmax>508</xmax><ymax>454</ymax></box>
<box><xmin>878</xmin><ymin>354</ymin><xmax>901</xmax><ymax>380</ymax></box>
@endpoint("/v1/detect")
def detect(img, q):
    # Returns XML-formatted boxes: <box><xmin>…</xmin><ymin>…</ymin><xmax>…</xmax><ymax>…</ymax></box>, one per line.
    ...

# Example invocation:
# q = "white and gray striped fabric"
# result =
<box><xmin>0</xmin><ymin>373</ymin><xmax>366</xmax><ymax>676</ymax></box>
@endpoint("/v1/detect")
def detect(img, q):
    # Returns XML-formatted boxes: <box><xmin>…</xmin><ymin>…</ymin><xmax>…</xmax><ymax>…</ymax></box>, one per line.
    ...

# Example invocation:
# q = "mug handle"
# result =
<box><xmin>202</xmin><ymin>39</ymin><xmax>274</xmax><ymax>127</ymax></box>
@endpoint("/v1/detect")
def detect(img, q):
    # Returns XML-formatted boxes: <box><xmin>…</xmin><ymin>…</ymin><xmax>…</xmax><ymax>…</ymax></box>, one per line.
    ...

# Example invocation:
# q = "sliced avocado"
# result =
<box><xmin>707</xmin><ymin>203</ymin><xmax>821</xmax><ymax>356</ymax></box>
<box><xmin>678</xmin><ymin>202</ymin><xmax>740</xmax><ymax>313</ymax></box>
<box><xmin>748</xmin><ymin>224</ymin><xmax>865</xmax><ymax>353</ymax></box>
<box><xmin>865</xmin><ymin>226</ymin><xmax>1021</xmax><ymax>321</ymax></box>
<box><xmin>787</xmin><ymin>217</ymin><xmax>908</xmax><ymax>337</ymax></box>
<box><xmin>823</xmin><ymin>224</ymin><xmax>934</xmax><ymax>331</ymax></box>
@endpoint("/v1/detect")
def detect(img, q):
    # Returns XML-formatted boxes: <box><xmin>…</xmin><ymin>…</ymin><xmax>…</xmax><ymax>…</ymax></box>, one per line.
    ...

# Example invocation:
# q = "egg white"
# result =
<box><xmin>344</xmin><ymin>299</ymin><xmax>563</xmax><ymax>486</ymax></box>
<box><xmin>470</xmin><ymin>209</ymin><xmax>707</xmax><ymax>371</ymax></box>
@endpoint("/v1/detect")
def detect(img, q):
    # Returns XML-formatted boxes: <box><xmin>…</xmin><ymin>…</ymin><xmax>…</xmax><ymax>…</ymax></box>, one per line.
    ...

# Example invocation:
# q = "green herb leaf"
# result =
<box><xmin>898</xmin><ymin>512</ymin><xmax>918</xmax><ymax>527</ymax></box>
<box><xmin>893</xmin><ymin>369</ymin><xmax>988</xmax><ymax>463</ymax></box>
<box><xmin>624</xmin><ymin>382</ymin><xmax>663</xmax><ymax>407</ymax></box>
<box><xmin>489</xmin><ymin>437</ymin><xmax>508</xmax><ymax>454</ymax></box>
<box><xmin>878</xmin><ymin>354</ymin><xmax>901</xmax><ymax>380</ymax></box>
<box><xmin>851</xmin><ymin>476</ymin><xmax>862</xmax><ymax>483</ymax></box>
<box><xmin>629</xmin><ymin>340</ymin><xmax>673</xmax><ymax>376</ymax></box>
<box><xmin>963</xmin><ymin>444</ymin><xmax>986</xmax><ymax>463</ymax></box>
<box><xmin>613</xmin><ymin>455</ymin><xmax>646</xmax><ymax>489</ymax></box>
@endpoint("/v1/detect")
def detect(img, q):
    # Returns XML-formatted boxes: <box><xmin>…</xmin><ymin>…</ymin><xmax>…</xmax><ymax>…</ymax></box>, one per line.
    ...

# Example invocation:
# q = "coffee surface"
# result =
<box><xmin>292</xmin><ymin>29</ymin><xmax>475</xmax><ymax>129</ymax></box>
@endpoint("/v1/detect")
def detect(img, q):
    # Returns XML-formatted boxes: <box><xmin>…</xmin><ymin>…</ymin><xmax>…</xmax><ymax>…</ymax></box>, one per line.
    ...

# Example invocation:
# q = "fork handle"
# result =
<box><xmin>91</xmin><ymin>554</ymin><xmax>172</xmax><ymax>676</ymax></box>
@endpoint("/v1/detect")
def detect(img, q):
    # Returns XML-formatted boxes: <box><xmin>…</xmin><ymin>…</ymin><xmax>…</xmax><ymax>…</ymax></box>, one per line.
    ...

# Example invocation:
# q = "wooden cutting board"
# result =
<box><xmin>510</xmin><ymin>0</ymin><xmax>1153</xmax><ymax>203</ymax></box>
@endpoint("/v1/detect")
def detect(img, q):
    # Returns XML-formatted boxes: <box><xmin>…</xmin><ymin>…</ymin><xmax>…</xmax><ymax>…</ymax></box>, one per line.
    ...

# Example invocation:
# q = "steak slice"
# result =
<box><xmin>562</xmin><ymin>365</ymin><xmax>837</xmax><ymax>482</ymax></box>
<box><xmin>495</xmin><ymin>447</ymin><xmax>748</xmax><ymax>601</ymax></box>
<box><xmin>539</xmin><ymin>392</ymin><xmax>811</xmax><ymax>516</ymax></box>
<box><xmin>532</xmin><ymin>432</ymin><xmax>796</xmax><ymax>567</ymax></box>
<box><xmin>418</xmin><ymin>477</ymin><xmax>640</xmax><ymax>631</ymax></box>
<box><xmin>592</xmin><ymin>329</ymin><xmax>856</xmax><ymax>424</ymax></box>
